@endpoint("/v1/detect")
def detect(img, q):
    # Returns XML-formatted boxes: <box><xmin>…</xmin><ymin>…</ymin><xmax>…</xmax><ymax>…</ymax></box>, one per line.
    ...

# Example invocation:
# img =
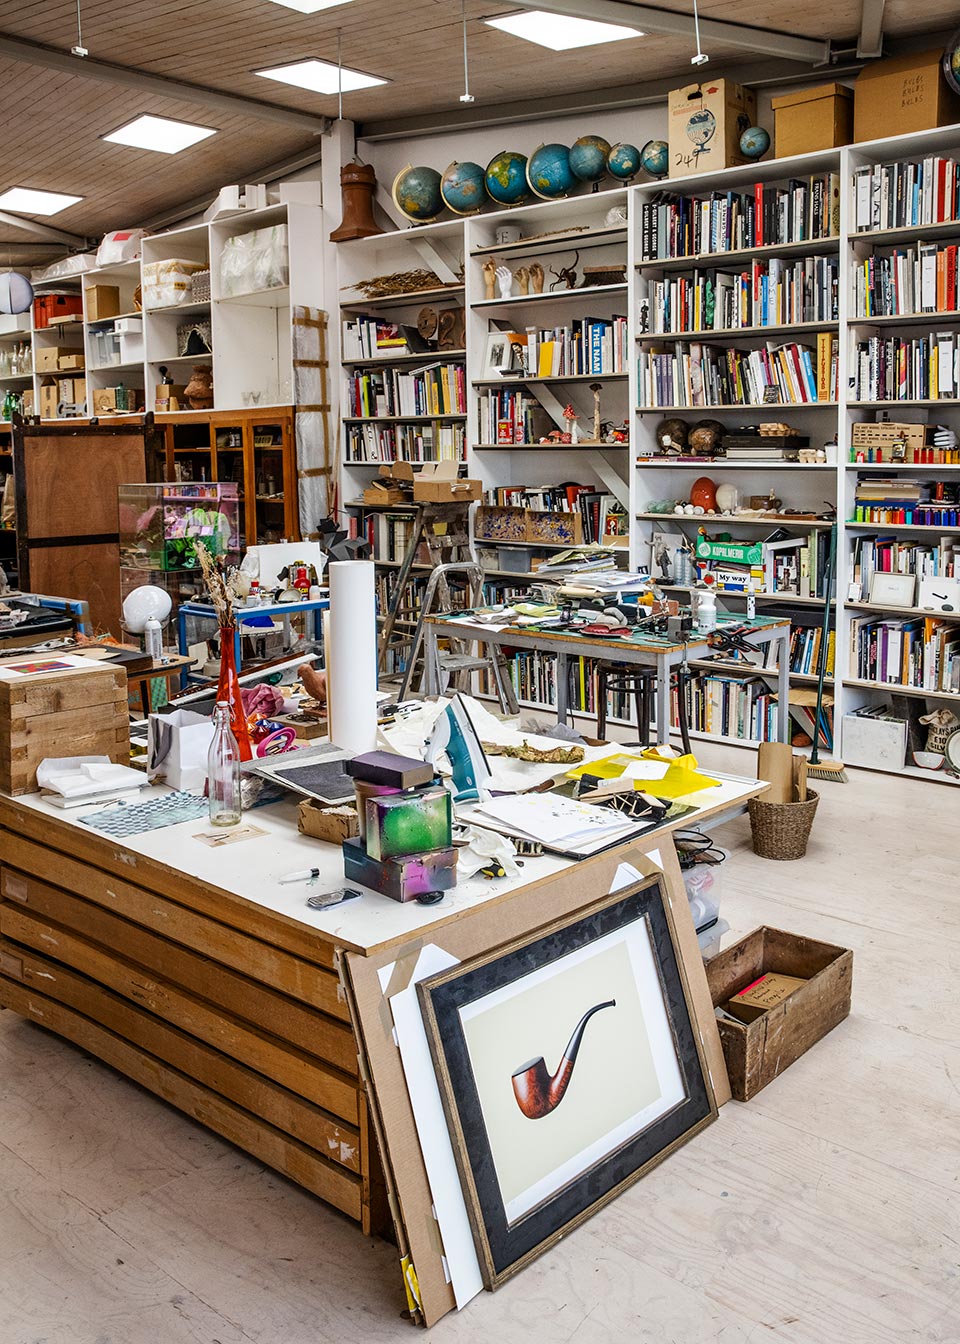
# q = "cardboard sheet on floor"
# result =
<box><xmin>339</xmin><ymin>836</ymin><xmax>729</xmax><ymax>1328</ymax></box>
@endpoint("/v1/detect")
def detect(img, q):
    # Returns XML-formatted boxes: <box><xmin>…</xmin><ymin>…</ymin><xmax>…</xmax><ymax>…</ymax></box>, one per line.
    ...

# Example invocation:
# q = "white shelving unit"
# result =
<box><xmin>330</xmin><ymin>132</ymin><xmax>960</xmax><ymax>779</ymax></box>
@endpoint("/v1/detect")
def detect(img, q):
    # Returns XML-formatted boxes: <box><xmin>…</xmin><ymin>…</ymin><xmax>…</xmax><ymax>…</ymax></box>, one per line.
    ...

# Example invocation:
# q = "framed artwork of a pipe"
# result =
<box><xmin>418</xmin><ymin>875</ymin><xmax>718</xmax><ymax>1289</ymax></box>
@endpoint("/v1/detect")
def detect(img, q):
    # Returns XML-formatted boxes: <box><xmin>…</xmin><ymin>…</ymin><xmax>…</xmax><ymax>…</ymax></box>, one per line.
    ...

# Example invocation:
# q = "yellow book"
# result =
<box><xmin>538</xmin><ymin>341</ymin><xmax>555</xmax><ymax>378</ymax></box>
<box><xmin>440</xmin><ymin>365</ymin><xmax>451</xmax><ymax>415</ymax></box>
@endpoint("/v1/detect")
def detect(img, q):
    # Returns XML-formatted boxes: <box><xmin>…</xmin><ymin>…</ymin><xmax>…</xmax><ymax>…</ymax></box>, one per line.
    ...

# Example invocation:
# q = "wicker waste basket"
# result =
<box><xmin>747</xmin><ymin>789</ymin><xmax>819</xmax><ymax>861</ymax></box>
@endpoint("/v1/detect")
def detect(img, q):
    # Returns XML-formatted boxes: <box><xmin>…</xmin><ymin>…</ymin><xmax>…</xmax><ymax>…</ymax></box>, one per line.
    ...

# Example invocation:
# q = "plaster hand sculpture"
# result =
<box><xmin>590</xmin><ymin>382</ymin><xmax>602</xmax><ymax>442</ymax></box>
<box><xmin>495</xmin><ymin>265</ymin><xmax>513</xmax><ymax>299</ymax></box>
<box><xmin>529</xmin><ymin>261</ymin><xmax>544</xmax><ymax>294</ymax></box>
<box><xmin>482</xmin><ymin>256</ymin><xmax>498</xmax><ymax>300</ymax></box>
<box><xmin>516</xmin><ymin>265</ymin><xmax>530</xmax><ymax>295</ymax></box>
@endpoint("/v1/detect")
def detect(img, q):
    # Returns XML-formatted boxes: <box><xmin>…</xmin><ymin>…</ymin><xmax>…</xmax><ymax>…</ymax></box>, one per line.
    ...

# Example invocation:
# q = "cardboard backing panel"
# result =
<box><xmin>342</xmin><ymin>837</ymin><xmax>729</xmax><ymax>1328</ymax></box>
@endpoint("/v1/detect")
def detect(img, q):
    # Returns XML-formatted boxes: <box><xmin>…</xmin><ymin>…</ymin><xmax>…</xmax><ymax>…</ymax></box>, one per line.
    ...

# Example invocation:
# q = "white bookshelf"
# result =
<box><xmin>329</xmin><ymin>132</ymin><xmax>960</xmax><ymax>782</ymax></box>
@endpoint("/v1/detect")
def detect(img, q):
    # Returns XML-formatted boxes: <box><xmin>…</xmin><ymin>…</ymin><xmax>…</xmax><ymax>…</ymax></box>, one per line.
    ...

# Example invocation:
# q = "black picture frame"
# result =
<box><xmin>418</xmin><ymin>875</ymin><xmax>717</xmax><ymax>1288</ymax></box>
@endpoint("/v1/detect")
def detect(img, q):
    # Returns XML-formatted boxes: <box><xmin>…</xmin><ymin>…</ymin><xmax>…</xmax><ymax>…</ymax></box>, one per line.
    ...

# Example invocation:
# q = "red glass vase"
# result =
<box><xmin>216</xmin><ymin>626</ymin><xmax>253</xmax><ymax>761</ymax></box>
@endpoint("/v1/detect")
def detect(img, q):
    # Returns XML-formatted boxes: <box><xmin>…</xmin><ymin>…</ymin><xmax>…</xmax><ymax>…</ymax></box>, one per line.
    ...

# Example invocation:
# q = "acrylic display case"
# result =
<box><xmin>119</xmin><ymin>481</ymin><xmax>241</xmax><ymax>573</ymax></box>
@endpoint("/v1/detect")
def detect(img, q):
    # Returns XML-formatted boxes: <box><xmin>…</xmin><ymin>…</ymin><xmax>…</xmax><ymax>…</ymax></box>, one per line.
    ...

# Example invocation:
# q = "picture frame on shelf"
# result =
<box><xmin>482</xmin><ymin>331</ymin><xmax>512</xmax><ymax>378</ymax></box>
<box><xmin>417</xmin><ymin>875</ymin><xmax>717</xmax><ymax>1289</ymax></box>
<box><xmin>868</xmin><ymin>572</ymin><xmax>917</xmax><ymax>608</ymax></box>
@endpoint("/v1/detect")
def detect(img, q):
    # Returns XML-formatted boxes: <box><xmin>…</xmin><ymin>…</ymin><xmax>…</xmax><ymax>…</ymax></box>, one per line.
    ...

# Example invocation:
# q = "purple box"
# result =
<box><xmin>342</xmin><ymin>837</ymin><xmax>457</xmax><ymax>903</ymax></box>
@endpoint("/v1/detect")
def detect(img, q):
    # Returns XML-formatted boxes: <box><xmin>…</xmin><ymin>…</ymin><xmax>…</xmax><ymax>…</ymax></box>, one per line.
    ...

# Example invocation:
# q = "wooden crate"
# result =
<box><xmin>0</xmin><ymin>660</ymin><xmax>129</xmax><ymax>794</ymax></box>
<box><xmin>526</xmin><ymin>510</ymin><xmax>583</xmax><ymax>546</ymax></box>
<box><xmin>475</xmin><ymin>505</ymin><xmax>527</xmax><ymax>543</ymax></box>
<box><xmin>705</xmin><ymin>926</ymin><xmax>852</xmax><ymax>1102</ymax></box>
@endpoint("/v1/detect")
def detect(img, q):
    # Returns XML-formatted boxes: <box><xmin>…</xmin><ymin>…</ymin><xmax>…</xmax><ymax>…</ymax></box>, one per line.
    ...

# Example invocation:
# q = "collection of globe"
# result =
<box><xmin>392</xmin><ymin>135</ymin><xmax>672</xmax><ymax>224</ymax></box>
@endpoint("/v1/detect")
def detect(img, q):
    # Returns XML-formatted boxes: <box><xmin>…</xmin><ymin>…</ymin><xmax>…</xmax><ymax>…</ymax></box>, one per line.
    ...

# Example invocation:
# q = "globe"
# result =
<box><xmin>606</xmin><ymin>142</ymin><xmax>642</xmax><ymax>180</ymax></box>
<box><xmin>569</xmin><ymin>134</ymin><xmax>611</xmax><ymax>182</ymax></box>
<box><xmin>943</xmin><ymin>28</ymin><xmax>960</xmax><ymax>96</ymax></box>
<box><xmin>122</xmin><ymin>584</ymin><xmax>172</xmax><ymax>634</ymax></box>
<box><xmin>440</xmin><ymin>160</ymin><xmax>487</xmax><ymax>215</ymax></box>
<box><xmin>740</xmin><ymin>125</ymin><xmax>770</xmax><ymax>160</ymax></box>
<box><xmin>640</xmin><ymin>139</ymin><xmax>669</xmax><ymax>178</ymax></box>
<box><xmin>392</xmin><ymin>164</ymin><xmax>444</xmax><ymax>223</ymax></box>
<box><xmin>484</xmin><ymin>150</ymin><xmax>530</xmax><ymax>206</ymax></box>
<box><xmin>526</xmin><ymin>143</ymin><xmax>576</xmax><ymax>200</ymax></box>
<box><xmin>0</xmin><ymin>272</ymin><xmax>32</xmax><ymax>314</ymax></box>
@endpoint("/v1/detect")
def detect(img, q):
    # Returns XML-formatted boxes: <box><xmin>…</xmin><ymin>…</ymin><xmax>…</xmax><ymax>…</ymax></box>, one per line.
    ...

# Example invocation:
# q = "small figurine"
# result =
<box><xmin>550</xmin><ymin>250</ymin><xmax>579</xmax><ymax>291</ymax></box>
<box><xmin>482</xmin><ymin>256</ymin><xmax>498</xmax><ymax>300</ymax></box>
<box><xmin>590</xmin><ymin>382</ymin><xmax>602</xmax><ymax>442</ymax></box>
<box><xmin>495</xmin><ymin>265</ymin><xmax>512</xmax><ymax>299</ymax></box>
<box><xmin>516</xmin><ymin>265</ymin><xmax>530</xmax><ymax>296</ymax></box>
<box><xmin>562</xmin><ymin>402</ymin><xmax>580</xmax><ymax>444</ymax></box>
<box><xmin>529</xmin><ymin>261</ymin><xmax>545</xmax><ymax>294</ymax></box>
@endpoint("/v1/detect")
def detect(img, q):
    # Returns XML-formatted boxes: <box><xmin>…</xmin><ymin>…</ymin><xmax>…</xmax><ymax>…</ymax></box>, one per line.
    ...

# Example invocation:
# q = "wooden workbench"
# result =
<box><xmin>0</xmin><ymin>773</ymin><xmax>764</xmax><ymax>1240</ymax></box>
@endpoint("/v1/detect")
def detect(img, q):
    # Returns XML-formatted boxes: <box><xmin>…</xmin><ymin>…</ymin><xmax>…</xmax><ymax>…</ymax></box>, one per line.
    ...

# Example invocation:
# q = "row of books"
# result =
<box><xmin>855</xmin><ymin>244</ymin><xmax>960</xmax><ymax>319</ymax></box>
<box><xmin>852</xmin><ymin>534</ymin><xmax>960</xmax><ymax>597</ymax></box>
<box><xmin>499</xmin><ymin>651</ymin><xmax>635</xmax><ymax>721</ymax></box>
<box><xmin>637</xmin><ymin>337</ymin><xmax>837</xmax><ymax>407</ymax></box>
<box><xmin>853</xmin><ymin>157</ymin><xmax>960</xmax><ymax>233</ymax></box>
<box><xmin>639</xmin><ymin>256</ymin><xmax>839</xmax><ymax>334</ymax></box>
<box><xmin>358</xmin><ymin>510</ymin><xmax>418</xmax><ymax>563</ymax></box>
<box><xmin>639</xmin><ymin>174</ymin><xmax>840</xmax><ymax>261</ymax></box>
<box><xmin>345</xmin><ymin>363</ymin><xmax>467</xmax><ymax>419</ymax></box>
<box><xmin>674</xmin><ymin>674</ymin><xmax>781</xmax><ymax>743</ymax></box>
<box><xmin>849</xmin><ymin>614</ymin><xmax>960</xmax><ymax>692</ymax></box>
<box><xmin>501</xmin><ymin>318</ymin><xmax>629</xmax><ymax>378</ymax></box>
<box><xmin>851</xmin><ymin>330</ymin><xmax>960</xmax><ymax>402</ymax></box>
<box><xmin>342</xmin><ymin>316</ymin><xmax>419</xmax><ymax>360</ymax></box>
<box><xmin>477</xmin><ymin>387</ymin><xmax>550</xmax><ymax>445</ymax></box>
<box><xmin>345</xmin><ymin>422</ymin><xmax>465</xmax><ymax>464</ymax></box>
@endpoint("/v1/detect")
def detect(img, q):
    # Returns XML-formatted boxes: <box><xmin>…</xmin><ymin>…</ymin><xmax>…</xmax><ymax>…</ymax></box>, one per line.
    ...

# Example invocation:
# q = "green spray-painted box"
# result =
<box><xmin>363</xmin><ymin>784</ymin><xmax>452</xmax><ymax>861</ymax></box>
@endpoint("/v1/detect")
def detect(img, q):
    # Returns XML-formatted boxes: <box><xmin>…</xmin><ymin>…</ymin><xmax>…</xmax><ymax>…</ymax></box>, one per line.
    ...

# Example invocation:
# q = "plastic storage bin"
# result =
<box><xmin>142</xmin><ymin>259</ymin><xmax>206</xmax><ymax>310</ymax></box>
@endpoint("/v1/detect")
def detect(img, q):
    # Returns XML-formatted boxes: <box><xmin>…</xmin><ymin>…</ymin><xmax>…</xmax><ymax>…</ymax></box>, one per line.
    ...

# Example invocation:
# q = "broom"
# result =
<box><xmin>807</xmin><ymin>521</ymin><xmax>847</xmax><ymax>782</ymax></box>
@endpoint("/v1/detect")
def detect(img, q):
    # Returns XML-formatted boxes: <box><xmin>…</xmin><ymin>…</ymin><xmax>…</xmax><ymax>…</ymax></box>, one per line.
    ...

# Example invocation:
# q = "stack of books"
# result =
<box><xmin>342</xmin><ymin>317</ymin><xmax>415</xmax><ymax>359</ymax></box>
<box><xmin>852</xmin><ymin>330</ymin><xmax>960</xmax><ymax>401</ymax></box>
<box><xmin>723</xmin><ymin>432</ymin><xmax>810</xmax><ymax>462</ymax></box>
<box><xmin>853</xmin><ymin>156</ymin><xmax>960</xmax><ymax>233</ymax></box>
<box><xmin>637</xmin><ymin>337</ymin><xmax>836</xmax><ymax>407</ymax></box>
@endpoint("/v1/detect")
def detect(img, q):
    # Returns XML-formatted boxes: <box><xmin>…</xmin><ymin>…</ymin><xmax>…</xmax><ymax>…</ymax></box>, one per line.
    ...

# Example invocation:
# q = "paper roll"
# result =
<box><xmin>327</xmin><ymin>560</ymin><xmax>378</xmax><ymax>755</ymax></box>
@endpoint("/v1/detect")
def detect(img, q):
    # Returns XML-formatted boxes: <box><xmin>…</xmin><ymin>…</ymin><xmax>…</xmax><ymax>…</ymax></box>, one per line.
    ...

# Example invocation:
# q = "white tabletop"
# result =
<box><xmin>10</xmin><ymin>771</ymin><xmax>761</xmax><ymax>955</ymax></box>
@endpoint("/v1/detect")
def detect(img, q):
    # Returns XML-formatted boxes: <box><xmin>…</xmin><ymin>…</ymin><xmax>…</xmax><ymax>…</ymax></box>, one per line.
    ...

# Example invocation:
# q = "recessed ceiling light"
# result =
<box><xmin>0</xmin><ymin>186</ymin><xmax>83</xmax><ymax>216</ymax></box>
<box><xmin>103</xmin><ymin>114</ymin><xmax>217</xmax><ymax>154</ymax></box>
<box><xmin>484</xmin><ymin>10</ymin><xmax>641</xmax><ymax>49</ymax></box>
<box><xmin>267</xmin><ymin>0</ymin><xmax>354</xmax><ymax>10</ymax></box>
<box><xmin>255</xmin><ymin>57</ymin><xmax>387</xmax><ymax>94</ymax></box>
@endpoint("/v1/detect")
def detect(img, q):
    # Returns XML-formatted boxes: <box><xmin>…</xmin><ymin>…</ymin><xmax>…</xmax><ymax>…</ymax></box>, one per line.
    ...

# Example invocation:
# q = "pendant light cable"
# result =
<box><xmin>337</xmin><ymin>27</ymin><xmax>343</xmax><ymax>121</ymax></box>
<box><xmin>691</xmin><ymin>0</ymin><xmax>708</xmax><ymax>65</ymax></box>
<box><xmin>72</xmin><ymin>0</ymin><xmax>89</xmax><ymax>57</ymax></box>
<box><xmin>460</xmin><ymin>0</ymin><xmax>474</xmax><ymax>103</ymax></box>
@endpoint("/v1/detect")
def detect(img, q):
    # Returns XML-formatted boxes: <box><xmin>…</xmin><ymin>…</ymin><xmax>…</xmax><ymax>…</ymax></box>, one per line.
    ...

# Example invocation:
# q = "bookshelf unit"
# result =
<box><xmin>331</xmin><ymin>130</ymin><xmax>960</xmax><ymax>779</ymax></box>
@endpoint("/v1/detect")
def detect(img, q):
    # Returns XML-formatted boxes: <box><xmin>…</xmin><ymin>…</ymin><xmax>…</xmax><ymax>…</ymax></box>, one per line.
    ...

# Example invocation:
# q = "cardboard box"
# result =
<box><xmin>35</xmin><ymin>345</ymin><xmax>69</xmax><ymax>372</ymax></box>
<box><xmin>362</xmin><ymin>464</ymin><xmax>413</xmax><ymax>506</ymax></box>
<box><xmin>21</xmin><ymin>389</ymin><xmax>34</xmax><ymax>416</ymax></box>
<box><xmin>668</xmin><ymin>78</ymin><xmax>757</xmax><ymax>178</ymax></box>
<box><xmin>772</xmin><ymin>83</ymin><xmax>853</xmax><ymax>157</ymax></box>
<box><xmin>38</xmin><ymin>378</ymin><xmax>58</xmax><ymax>419</ymax></box>
<box><xmin>854</xmin><ymin>49</ymin><xmax>960</xmax><ymax>142</ymax></box>
<box><xmin>706</xmin><ymin>926</ymin><xmax>852</xmax><ymax>1101</ymax></box>
<box><xmin>56</xmin><ymin>376</ymin><xmax>86</xmax><ymax>405</ymax></box>
<box><xmin>93</xmin><ymin>386</ymin><xmax>141</xmax><ymax>414</ymax></box>
<box><xmin>57</xmin><ymin>353</ymin><xmax>85</xmax><ymax>372</ymax></box>
<box><xmin>85</xmin><ymin>284</ymin><xmax>120</xmax><ymax>322</ymax></box>
<box><xmin>155</xmin><ymin>383</ymin><xmax>186</xmax><ymax>411</ymax></box>
<box><xmin>0</xmin><ymin>658</ymin><xmax>129</xmax><ymax>795</ymax></box>
<box><xmin>851</xmin><ymin>421</ymin><xmax>928</xmax><ymax>450</ymax></box>
<box><xmin>298</xmin><ymin>798</ymin><xmax>359</xmax><ymax>844</ymax></box>
<box><xmin>411</xmin><ymin>461</ymin><xmax>481</xmax><ymax>503</ymax></box>
<box><xmin>725</xmin><ymin>970</ymin><xmax>808</xmax><ymax>1024</ymax></box>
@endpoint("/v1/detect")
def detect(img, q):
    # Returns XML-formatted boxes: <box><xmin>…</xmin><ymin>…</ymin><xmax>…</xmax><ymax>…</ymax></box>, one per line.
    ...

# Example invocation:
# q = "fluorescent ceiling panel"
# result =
<box><xmin>485</xmin><ymin>10</ymin><xmax>641</xmax><ymax>49</ymax></box>
<box><xmin>0</xmin><ymin>187</ymin><xmax>83</xmax><ymax>216</ymax></box>
<box><xmin>267</xmin><ymin>0</ymin><xmax>355</xmax><ymax>10</ymax></box>
<box><xmin>103</xmin><ymin>114</ymin><xmax>217</xmax><ymax>154</ymax></box>
<box><xmin>255</xmin><ymin>57</ymin><xmax>387</xmax><ymax>93</ymax></box>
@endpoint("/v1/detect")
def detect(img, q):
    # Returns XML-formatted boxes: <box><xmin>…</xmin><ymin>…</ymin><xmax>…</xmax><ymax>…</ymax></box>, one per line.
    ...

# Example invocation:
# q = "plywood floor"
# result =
<box><xmin>2</xmin><ymin>747</ymin><xmax>958</xmax><ymax>1344</ymax></box>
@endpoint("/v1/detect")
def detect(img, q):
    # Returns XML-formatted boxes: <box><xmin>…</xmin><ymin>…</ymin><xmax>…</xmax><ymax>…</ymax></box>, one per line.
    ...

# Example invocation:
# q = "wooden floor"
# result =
<box><xmin>2</xmin><ymin>746</ymin><xmax>958</xmax><ymax>1343</ymax></box>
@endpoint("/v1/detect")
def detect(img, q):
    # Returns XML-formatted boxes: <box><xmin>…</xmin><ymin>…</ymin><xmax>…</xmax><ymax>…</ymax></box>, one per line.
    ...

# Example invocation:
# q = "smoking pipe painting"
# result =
<box><xmin>511</xmin><ymin>1000</ymin><xmax>616</xmax><ymax>1119</ymax></box>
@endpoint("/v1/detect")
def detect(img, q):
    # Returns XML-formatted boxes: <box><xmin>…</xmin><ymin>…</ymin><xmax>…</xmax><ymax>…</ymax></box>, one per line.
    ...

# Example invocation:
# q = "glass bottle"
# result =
<box><xmin>207</xmin><ymin>701</ymin><xmax>241</xmax><ymax>826</ymax></box>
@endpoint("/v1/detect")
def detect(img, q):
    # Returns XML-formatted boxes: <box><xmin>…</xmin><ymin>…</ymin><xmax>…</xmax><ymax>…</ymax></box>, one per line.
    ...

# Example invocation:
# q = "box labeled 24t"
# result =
<box><xmin>668</xmin><ymin>79</ymin><xmax>757</xmax><ymax>178</ymax></box>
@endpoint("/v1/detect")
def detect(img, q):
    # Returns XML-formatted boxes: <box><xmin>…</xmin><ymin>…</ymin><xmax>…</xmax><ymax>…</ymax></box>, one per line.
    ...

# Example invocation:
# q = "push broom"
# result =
<box><xmin>807</xmin><ymin>521</ymin><xmax>847</xmax><ymax>782</ymax></box>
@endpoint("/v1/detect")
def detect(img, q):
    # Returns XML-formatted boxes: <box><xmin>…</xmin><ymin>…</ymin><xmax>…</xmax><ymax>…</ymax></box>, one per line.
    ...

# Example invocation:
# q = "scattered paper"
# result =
<box><xmin>37</xmin><ymin>756</ymin><xmax>145</xmax><ymax>799</ymax></box>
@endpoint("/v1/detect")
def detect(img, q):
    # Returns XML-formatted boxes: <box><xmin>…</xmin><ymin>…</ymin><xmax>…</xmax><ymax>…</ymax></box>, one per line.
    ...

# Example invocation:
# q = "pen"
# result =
<box><xmin>280</xmin><ymin>868</ymin><xmax>321</xmax><ymax>884</ymax></box>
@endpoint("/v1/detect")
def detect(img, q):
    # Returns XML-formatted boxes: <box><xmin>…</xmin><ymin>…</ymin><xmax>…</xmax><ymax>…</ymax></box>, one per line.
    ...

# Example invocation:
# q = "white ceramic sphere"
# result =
<box><xmin>122</xmin><ymin>584</ymin><xmax>172</xmax><ymax>633</ymax></box>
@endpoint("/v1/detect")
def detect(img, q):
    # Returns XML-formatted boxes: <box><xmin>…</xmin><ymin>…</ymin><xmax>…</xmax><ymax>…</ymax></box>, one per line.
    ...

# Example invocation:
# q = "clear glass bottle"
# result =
<box><xmin>207</xmin><ymin>701</ymin><xmax>241</xmax><ymax>826</ymax></box>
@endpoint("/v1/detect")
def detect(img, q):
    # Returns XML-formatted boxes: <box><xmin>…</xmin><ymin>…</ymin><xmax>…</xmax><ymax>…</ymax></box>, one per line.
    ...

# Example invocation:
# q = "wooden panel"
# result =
<box><xmin>0</xmin><ymin>976</ymin><xmax>363</xmax><ymax>1222</ymax></box>
<box><xmin>0</xmin><ymin>904</ymin><xmax>360</xmax><ymax>1122</ymax></box>
<box><xmin>0</xmin><ymin>822</ymin><xmax>344</xmax><ymax>985</ymax></box>
<box><xmin>0</xmin><ymin>867</ymin><xmax>354</xmax><ymax>1066</ymax></box>
<box><xmin>24</xmin><ymin>543</ymin><xmax>122</xmax><ymax>640</ymax></box>
<box><xmin>0</xmin><ymin>940</ymin><xmax>361</xmax><ymax>1173</ymax></box>
<box><xmin>18</xmin><ymin>429</ymin><xmax>146</xmax><ymax>537</ymax></box>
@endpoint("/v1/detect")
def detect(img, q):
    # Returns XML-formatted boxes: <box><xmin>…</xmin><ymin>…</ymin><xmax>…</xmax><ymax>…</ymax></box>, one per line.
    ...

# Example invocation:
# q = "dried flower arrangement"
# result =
<box><xmin>195</xmin><ymin>541</ymin><xmax>245</xmax><ymax>630</ymax></box>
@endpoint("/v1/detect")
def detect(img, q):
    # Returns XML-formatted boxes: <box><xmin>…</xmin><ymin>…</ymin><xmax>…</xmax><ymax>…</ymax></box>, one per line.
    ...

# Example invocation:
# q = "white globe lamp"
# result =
<box><xmin>122</xmin><ymin>584</ymin><xmax>172</xmax><ymax>635</ymax></box>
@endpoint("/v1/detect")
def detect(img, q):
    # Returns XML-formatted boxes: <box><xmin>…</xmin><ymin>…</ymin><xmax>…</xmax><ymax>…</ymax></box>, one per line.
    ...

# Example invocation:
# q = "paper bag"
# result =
<box><xmin>147</xmin><ymin>709</ymin><xmax>213</xmax><ymax>792</ymax></box>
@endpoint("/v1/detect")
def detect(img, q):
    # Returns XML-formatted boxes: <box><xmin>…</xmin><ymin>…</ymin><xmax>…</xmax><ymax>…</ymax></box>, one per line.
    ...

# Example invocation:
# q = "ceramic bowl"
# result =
<box><xmin>913</xmin><ymin>750</ymin><xmax>945</xmax><ymax>770</ymax></box>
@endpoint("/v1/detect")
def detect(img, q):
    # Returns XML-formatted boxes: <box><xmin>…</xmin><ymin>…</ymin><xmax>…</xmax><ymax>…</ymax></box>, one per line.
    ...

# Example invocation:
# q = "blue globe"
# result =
<box><xmin>484</xmin><ymin>151</ymin><xmax>530</xmax><ymax>206</ymax></box>
<box><xmin>739</xmin><ymin>125</ymin><xmax>770</xmax><ymax>160</ymax></box>
<box><xmin>392</xmin><ymin>165</ymin><xmax>443</xmax><ymax>223</ymax></box>
<box><xmin>526</xmin><ymin>143</ymin><xmax>576</xmax><ymax>200</ymax></box>
<box><xmin>607</xmin><ymin>142</ymin><xmax>642</xmax><ymax>180</ymax></box>
<box><xmin>569</xmin><ymin>134</ymin><xmax>611</xmax><ymax>182</ymax></box>
<box><xmin>640</xmin><ymin>139</ymin><xmax>669</xmax><ymax>178</ymax></box>
<box><xmin>440</xmin><ymin>160</ymin><xmax>487</xmax><ymax>215</ymax></box>
<box><xmin>943</xmin><ymin>27</ymin><xmax>960</xmax><ymax>96</ymax></box>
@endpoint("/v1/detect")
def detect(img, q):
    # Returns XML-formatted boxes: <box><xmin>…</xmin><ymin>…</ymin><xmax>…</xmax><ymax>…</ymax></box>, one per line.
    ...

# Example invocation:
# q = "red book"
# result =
<box><xmin>948</xmin><ymin>245</ymin><xmax>958</xmax><ymax>311</ymax></box>
<box><xmin>754</xmin><ymin>182</ymin><xmax>764</xmax><ymax>247</ymax></box>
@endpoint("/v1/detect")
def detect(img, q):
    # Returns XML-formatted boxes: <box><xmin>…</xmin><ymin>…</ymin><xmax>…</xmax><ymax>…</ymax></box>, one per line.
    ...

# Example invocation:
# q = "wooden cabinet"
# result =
<box><xmin>157</xmin><ymin>407</ymin><xmax>300</xmax><ymax>547</ymax></box>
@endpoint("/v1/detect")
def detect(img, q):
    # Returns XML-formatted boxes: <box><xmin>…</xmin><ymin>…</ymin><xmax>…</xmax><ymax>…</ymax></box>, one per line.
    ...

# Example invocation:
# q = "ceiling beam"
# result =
<box><xmin>857</xmin><ymin>0</ymin><xmax>885</xmax><ymax>59</ymax></box>
<box><xmin>0</xmin><ymin>33</ymin><xmax>331</xmax><ymax>135</ymax></box>
<box><xmin>0</xmin><ymin>211</ymin><xmax>88</xmax><ymax>247</ymax></box>
<box><xmin>358</xmin><ymin>57</ymin><xmax>865</xmax><ymax>140</ymax></box>
<box><xmin>506</xmin><ymin>0</ymin><xmax>829</xmax><ymax>64</ymax></box>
